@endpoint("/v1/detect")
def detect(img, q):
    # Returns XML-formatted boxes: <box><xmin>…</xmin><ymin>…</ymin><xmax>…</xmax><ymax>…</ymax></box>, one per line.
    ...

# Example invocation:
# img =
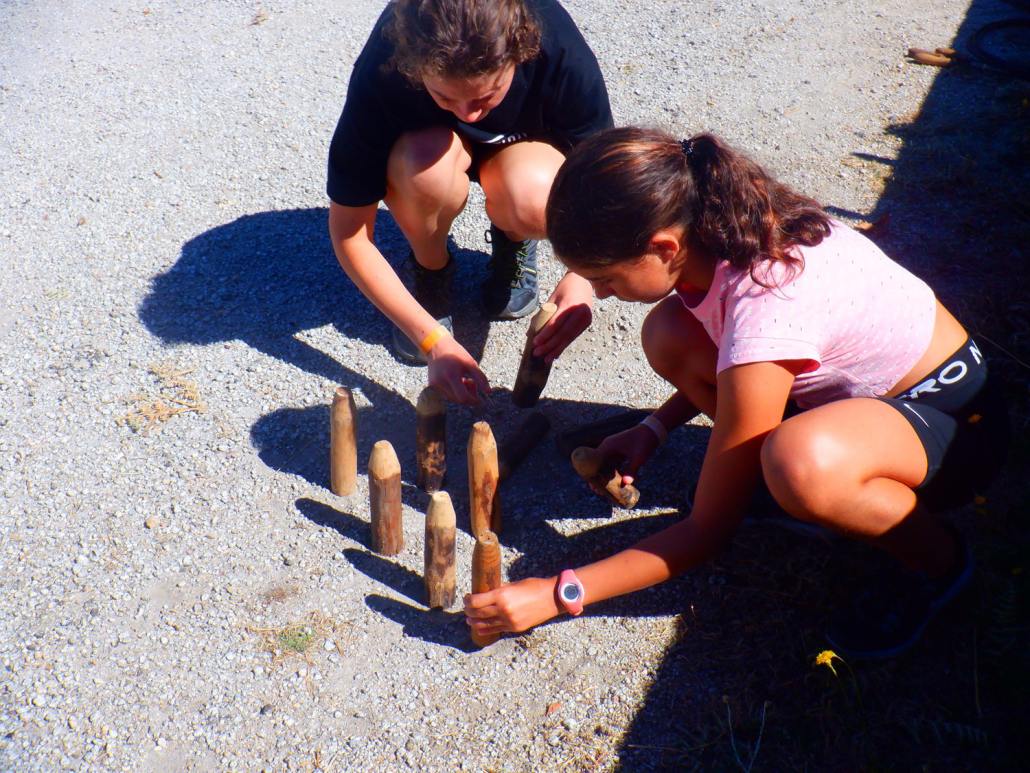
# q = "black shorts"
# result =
<box><xmin>881</xmin><ymin>338</ymin><xmax>1010</xmax><ymax>511</ymax></box>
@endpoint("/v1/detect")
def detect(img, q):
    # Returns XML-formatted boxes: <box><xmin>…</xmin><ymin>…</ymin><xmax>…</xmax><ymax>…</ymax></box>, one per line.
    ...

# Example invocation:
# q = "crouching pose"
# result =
<box><xmin>464</xmin><ymin>127</ymin><xmax>1009</xmax><ymax>658</ymax></box>
<box><xmin>327</xmin><ymin>0</ymin><xmax>612</xmax><ymax>404</ymax></box>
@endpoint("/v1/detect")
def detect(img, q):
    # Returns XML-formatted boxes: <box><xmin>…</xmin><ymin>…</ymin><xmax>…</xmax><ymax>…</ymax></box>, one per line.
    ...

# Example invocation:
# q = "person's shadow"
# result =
<box><xmin>140</xmin><ymin>206</ymin><xmax>498</xmax><ymax>377</ymax></box>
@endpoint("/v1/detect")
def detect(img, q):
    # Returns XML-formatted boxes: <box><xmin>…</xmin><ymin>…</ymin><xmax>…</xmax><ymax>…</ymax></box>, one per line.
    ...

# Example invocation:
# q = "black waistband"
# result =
<box><xmin>897</xmin><ymin>338</ymin><xmax>988</xmax><ymax>415</ymax></box>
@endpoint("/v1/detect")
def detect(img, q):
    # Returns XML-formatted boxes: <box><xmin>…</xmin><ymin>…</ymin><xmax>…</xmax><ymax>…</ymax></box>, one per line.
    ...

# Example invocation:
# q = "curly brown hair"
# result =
<box><xmin>546</xmin><ymin>127</ymin><xmax>832</xmax><ymax>286</ymax></box>
<box><xmin>385</xmin><ymin>0</ymin><xmax>541</xmax><ymax>82</ymax></box>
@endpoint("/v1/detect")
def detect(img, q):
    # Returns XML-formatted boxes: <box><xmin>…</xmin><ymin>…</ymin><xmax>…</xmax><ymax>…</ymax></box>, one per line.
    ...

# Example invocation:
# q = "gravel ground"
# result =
<box><xmin>1</xmin><ymin>1</ymin><xmax>970</xmax><ymax>770</ymax></box>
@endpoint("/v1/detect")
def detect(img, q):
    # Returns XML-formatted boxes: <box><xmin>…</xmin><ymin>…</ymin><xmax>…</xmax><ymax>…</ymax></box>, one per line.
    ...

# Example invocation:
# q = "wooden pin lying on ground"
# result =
<box><xmin>416</xmin><ymin>386</ymin><xmax>446</xmax><ymax>492</ymax></box>
<box><xmin>470</xmin><ymin>529</ymin><xmax>502</xmax><ymax>648</ymax></box>
<box><xmin>330</xmin><ymin>386</ymin><xmax>357</xmax><ymax>496</ymax></box>
<box><xmin>511</xmin><ymin>302</ymin><xmax>558</xmax><ymax>408</ymax></box>
<box><xmin>467</xmin><ymin>421</ymin><xmax>501</xmax><ymax>538</ymax></box>
<box><xmin>424</xmin><ymin>491</ymin><xmax>456</xmax><ymax>609</ymax></box>
<box><xmin>369</xmin><ymin>440</ymin><xmax>403</xmax><ymax>555</ymax></box>
<box><xmin>498</xmin><ymin>411</ymin><xmax>551</xmax><ymax>482</ymax></box>
<box><xmin>571</xmin><ymin>446</ymin><xmax>640</xmax><ymax>509</ymax></box>
<box><xmin>555</xmin><ymin>409</ymin><xmax>653</xmax><ymax>459</ymax></box>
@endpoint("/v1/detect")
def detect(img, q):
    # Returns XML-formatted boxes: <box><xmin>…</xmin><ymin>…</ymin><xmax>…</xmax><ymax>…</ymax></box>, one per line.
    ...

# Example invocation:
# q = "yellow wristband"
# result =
<box><xmin>419</xmin><ymin>324</ymin><xmax>450</xmax><ymax>354</ymax></box>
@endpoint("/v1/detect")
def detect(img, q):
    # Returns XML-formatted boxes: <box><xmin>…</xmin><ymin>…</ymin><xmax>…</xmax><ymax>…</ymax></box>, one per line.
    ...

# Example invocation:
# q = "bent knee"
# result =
<box><xmin>485</xmin><ymin>167</ymin><xmax>554</xmax><ymax>237</ymax></box>
<box><xmin>387</xmin><ymin>128</ymin><xmax>469</xmax><ymax>198</ymax></box>
<box><xmin>642</xmin><ymin>298</ymin><xmax>713</xmax><ymax>381</ymax></box>
<box><xmin>761</xmin><ymin>422</ymin><xmax>846</xmax><ymax>518</ymax></box>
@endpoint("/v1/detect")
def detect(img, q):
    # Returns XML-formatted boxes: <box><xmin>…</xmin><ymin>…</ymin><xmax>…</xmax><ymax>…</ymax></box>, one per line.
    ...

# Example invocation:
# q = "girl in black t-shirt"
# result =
<box><xmin>327</xmin><ymin>0</ymin><xmax>613</xmax><ymax>404</ymax></box>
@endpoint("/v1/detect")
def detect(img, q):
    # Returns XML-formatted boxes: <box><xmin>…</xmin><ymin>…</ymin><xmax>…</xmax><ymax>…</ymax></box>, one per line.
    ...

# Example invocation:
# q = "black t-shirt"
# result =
<box><xmin>327</xmin><ymin>0</ymin><xmax>613</xmax><ymax>207</ymax></box>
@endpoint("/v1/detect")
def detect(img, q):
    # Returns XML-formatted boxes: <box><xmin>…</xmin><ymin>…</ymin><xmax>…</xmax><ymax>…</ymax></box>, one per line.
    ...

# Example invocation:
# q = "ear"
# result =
<box><xmin>648</xmin><ymin>229</ymin><xmax>685</xmax><ymax>265</ymax></box>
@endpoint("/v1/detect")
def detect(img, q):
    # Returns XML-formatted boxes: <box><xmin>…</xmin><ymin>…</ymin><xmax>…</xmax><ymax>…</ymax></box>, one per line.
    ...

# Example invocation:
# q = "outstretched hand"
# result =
<box><xmin>531</xmin><ymin>272</ymin><xmax>594</xmax><ymax>363</ymax></box>
<box><xmin>596</xmin><ymin>424</ymin><xmax>661</xmax><ymax>485</ymax></box>
<box><xmin>427</xmin><ymin>335</ymin><xmax>491</xmax><ymax>406</ymax></box>
<box><xmin>463</xmin><ymin>576</ymin><xmax>561</xmax><ymax>636</ymax></box>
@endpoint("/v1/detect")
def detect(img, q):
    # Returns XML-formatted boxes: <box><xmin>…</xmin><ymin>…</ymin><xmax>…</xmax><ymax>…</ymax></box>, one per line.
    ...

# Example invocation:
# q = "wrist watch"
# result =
<box><xmin>556</xmin><ymin>569</ymin><xmax>585</xmax><ymax>616</ymax></box>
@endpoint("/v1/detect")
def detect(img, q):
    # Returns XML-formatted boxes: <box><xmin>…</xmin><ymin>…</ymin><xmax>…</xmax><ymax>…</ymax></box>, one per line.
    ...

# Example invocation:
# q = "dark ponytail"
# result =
<box><xmin>546</xmin><ymin>127</ymin><xmax>832</xmax><ymax>285</ymax></box>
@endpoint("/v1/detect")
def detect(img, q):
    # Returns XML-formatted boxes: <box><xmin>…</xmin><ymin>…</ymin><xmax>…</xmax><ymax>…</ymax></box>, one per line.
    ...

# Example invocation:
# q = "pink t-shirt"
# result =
<box><xmin>677</xmin><ymin>223</ymin><xmax>937</xmax><ymax>409</ymax></box>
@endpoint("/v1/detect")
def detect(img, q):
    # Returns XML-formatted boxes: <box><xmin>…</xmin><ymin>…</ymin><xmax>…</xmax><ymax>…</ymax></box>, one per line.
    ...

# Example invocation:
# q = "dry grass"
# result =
<box><xmin>247</xmin><ymin>611</ymin><xmax>346</xmax><ymax>666</ymax></box>
<box><xmin>116</xmin><ymin>363</ymin><xmax>206</xmax><ymax>434</ymax></box>
<box><xmin>261</xmin><ymin>584</ymin><xmax>300</xmax><ymax>605</ymax></box>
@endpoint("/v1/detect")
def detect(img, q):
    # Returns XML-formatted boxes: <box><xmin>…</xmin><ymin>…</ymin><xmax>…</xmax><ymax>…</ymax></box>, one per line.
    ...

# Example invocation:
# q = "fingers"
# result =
<box><xmin>533</xmin><ymin>306</ymin><xmax>591</xmax><ymax>361</ymax></box>
<box><xmin>466</xmin><ymin>619</ymin><xmax>509</xmax><ymax>635</ymax></box>
<box><xmin>463</xmin><ymin>591</ymin><xmax>510</xmax><ymax>633</ymax></box>
<box><xmin>466</xmin><ymin>367</ymin><xmax>491</xmax><ymax>400</ymax></box>
<box><xmin>436</xmin><ymin>373</ymin><xmax>476</xmax><ymax>406</ymax></box>
<box><xmin>463</xmin><ymin>590</ymin><xmax>498</xmax><ymax>610</ymax></box>
<box><xmin>429</xmin><ymin>356</ymin><xmax>490</xmax><ymax>406</ymax></box>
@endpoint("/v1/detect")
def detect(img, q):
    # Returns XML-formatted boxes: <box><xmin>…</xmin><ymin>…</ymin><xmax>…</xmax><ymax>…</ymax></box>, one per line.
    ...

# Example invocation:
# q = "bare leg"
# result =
<box><xmin>385</xmin><ymin>127</ymin><xmax>472</xmax><ymax>269</ymax></box>
<box><xmin>478</xmin><ymin>141</ymin><xmax>564</xmax><ymax>240</ymax></box>
<box><xmin>640</xmin><ymin>296</ymin><xmax>718</xmax><ymax>420</ymax></box>
<box><xmin>761</xmin><ymin>399</ymin><xmax>959</xmax><ymax>577</ymax></box>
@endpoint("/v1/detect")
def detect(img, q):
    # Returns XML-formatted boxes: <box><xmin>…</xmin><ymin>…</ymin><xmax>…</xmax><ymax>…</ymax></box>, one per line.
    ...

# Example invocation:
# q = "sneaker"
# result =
<box><xmin>824</xmin><ymin>529</ymin><xmax>973</xmax><ymax>659</ymax></box>
<box><xmin>482</xmin><ymin>225</ymin><xmax>540</xmax><ymax>320</ymax></box>
<box><xmin>391</xmin><ymin>251</ymin><xmax>454</xmax><ymax>365</ymax></box>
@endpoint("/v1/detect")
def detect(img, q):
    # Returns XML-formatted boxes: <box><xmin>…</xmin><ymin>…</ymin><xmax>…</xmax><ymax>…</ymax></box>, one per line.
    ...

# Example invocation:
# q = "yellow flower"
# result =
<box><xmin>815</xmin><ymin>649</ymin><xmax>840</xmax><ymax>676</ymax></box>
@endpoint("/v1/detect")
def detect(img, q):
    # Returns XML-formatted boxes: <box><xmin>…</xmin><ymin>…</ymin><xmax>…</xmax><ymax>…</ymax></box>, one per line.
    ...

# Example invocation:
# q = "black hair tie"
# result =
<box><xmin>680</xmin><ymin>138</ymin><xmax>695</xmax><ymax>160</ymax></box>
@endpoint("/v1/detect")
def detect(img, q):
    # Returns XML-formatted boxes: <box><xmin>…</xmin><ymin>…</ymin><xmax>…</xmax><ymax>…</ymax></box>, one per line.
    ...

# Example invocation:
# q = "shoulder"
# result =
<box><xmin>793</xmin><ymin>220</ymin><xmax>889</xmax><ymax>264</ymax></box>
<box><xmin>529</xmin><ymin>0</ymin><xmax>595</xmax><ymax>55</ymax></box>
<box><xmin>349</xmin><ymin>4</ymin><xmax>399</xmax><ymax>83</ymax></box>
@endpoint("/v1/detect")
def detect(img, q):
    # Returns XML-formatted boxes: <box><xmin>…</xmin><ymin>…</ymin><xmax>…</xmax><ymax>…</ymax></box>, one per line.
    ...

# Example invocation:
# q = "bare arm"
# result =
<box><xmin>328</xmin><ymin>201</ymin><xmax>489</xmax><ymax>403</ymax></box>
<box><xmin>464</xmin><ymin>360</ymin><xmax>798</xmax><ymax>633</ymax></box>
<box><xmin>328</xmin><ymin>201</ymin><xmax>440</xmax><ymax>348</ymax></box>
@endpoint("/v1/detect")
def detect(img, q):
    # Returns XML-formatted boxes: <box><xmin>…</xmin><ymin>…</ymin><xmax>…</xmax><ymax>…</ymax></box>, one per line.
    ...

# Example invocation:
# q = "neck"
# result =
<box><xmin>675</xmin><ymin>241</ymin><xmax>717</xmax><ymax>292</ymax></box>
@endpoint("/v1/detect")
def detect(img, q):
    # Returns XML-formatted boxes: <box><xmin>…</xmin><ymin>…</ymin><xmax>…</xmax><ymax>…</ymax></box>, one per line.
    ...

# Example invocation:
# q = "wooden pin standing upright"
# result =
<box><xmin>330</xmin><ymin>387</ymin><xmax>357</xmax><ymax>496</ymax></box>
<box><xmin>368</xmin><ymin>440</ymin><xmax>403</xmax><ymax>555</ymax></box>
<box><xmin>511</xmin><ymin>302</ymin><xmax>558</xmax><ymax>408</ymax></box>
<box><xmin>470</xmin><ymin>530</ymin><xmax>502</xmax><ymax>647</ymax></box>
<box><xmin>424</xmin><ymin>491</ymin><xmax>456</xmax><ymax>609</ymax></box>
<box><xmin>467</xmin><ymin>421</ymin><xmax>501</xmax><ymax>538</ymax></box>
<box><xmin>416</xmin><ymin>386</ymin><xmax>447</xmax><ymax>492</ymax></box>
<box><xmin>571</xmin><ymin>446</ymin><xmax>641</xmax><ymax>509</ymax></box>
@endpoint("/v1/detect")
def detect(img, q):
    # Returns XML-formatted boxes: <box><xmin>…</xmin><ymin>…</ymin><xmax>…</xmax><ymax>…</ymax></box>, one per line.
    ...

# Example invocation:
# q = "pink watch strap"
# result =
<box><xmin>556</xmin><ymin>569</ymin><xmax>585</xmax><ymax>616</ymax></box>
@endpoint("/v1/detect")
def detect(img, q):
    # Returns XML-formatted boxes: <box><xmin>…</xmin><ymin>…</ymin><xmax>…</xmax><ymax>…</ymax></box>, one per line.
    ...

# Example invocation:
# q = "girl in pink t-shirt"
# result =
<box><xmin>464</xmin><ymin>127</ymin><xmax>1008</xmax><ymax>659</ymax></box>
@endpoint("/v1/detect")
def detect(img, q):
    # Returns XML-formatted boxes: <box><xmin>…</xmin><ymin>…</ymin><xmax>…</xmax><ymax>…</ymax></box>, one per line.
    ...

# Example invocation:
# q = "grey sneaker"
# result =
<box><xmin>482</xmin><ymin>225</ymin><xmax>540</xmax><ymax>320</ymax></box>
<box><xmin>391</xmin><ymin>251</ymin><xmax>454</xmax><ymax>365</ymax></box>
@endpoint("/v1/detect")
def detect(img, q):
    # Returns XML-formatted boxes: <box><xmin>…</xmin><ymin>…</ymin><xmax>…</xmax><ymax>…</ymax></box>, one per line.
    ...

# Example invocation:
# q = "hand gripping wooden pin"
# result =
<box><xmin>570</xmin><ymin>446</ymin><xmax>640</xmax><ymax>509</ymax></box>
<box><xmin>511</xmin><ymin>302</ymin><xmax>557</xmax><ymax>408</ymax></box>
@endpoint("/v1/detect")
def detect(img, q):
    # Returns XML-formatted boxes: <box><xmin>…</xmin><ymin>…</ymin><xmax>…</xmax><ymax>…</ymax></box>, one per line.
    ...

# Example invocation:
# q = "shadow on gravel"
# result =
<box><xmin>293</xmin><ymin>498</ymin><xmax>369</xmax><ymax>545</ymax></box>
<box><xmin>365</xmin><ymin>595</ymin><xmax>476</xmax><ymax>652</ymax></box>
<box><xmin>616</xmin><ymin>1</ymin><xmax>1030</xmax><ymax>768</ymax></box>
<box><xmin>139</xmin><ymin>205</ymin><xmax>495</xmax><ymax>377</ymax></box>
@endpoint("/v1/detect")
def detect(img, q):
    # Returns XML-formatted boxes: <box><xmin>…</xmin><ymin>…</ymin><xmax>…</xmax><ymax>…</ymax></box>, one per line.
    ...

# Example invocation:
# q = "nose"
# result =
<box><xmin>457</xmin><ymin>105</ymin><xmax>484</xmax><ymax>123</ymax></box>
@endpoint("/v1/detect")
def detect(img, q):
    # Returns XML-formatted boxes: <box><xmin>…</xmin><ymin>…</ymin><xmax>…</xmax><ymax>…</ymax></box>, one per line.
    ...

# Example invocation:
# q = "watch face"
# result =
<box><xmin>560</xmin><ymin>583</ymin><xmax>581</xmax><ymax>603</ymax></box>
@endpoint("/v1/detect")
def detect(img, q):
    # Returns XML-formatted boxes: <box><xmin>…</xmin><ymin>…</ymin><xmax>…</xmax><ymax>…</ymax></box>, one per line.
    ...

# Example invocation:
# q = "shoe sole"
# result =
<box><xmin>490</xmin><ymin>296</ymin><xmax>540</xmax><ymax>321</ymax></box>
